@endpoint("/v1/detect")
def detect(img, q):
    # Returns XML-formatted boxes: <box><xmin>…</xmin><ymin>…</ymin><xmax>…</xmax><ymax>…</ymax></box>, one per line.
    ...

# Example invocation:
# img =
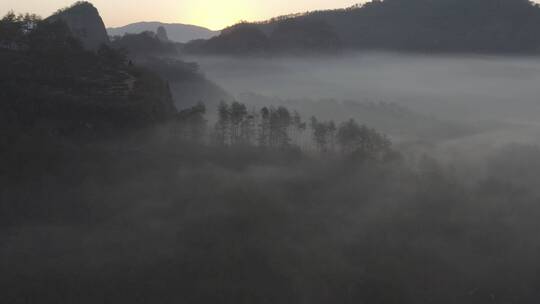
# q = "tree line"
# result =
<box><xmin>185</xmin><ymin>0</ymin><xmax>540</xmax><ymax>55</ymax></box>
<box><xmin>175</xmin><ymin>101</ymin><xmax>394</xmax><ymax>160</ymax></box>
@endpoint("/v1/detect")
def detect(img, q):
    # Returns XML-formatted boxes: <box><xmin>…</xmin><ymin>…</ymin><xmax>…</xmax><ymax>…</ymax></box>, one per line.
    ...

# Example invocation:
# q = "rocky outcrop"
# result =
<box><xmin>156</xmin><ymin>26</ymin><xmax>169</xmax><ymax>42</ymax></box>
<box><xmin>47</xmin><ymin>1</ymin><xmax>109</xmax><ymax>51</ymax></box>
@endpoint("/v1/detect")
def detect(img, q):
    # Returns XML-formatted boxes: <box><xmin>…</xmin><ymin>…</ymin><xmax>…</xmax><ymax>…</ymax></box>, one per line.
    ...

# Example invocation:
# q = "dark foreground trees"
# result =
<box><xmin>3</xmin><ymin>126</ymin><xmax>540</xmax><ymax>304</ymax></box>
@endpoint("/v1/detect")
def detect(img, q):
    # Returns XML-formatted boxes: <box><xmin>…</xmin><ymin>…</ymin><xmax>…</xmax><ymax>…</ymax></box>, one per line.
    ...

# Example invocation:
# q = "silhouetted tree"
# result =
<box><xmin>310</xmin><ymin>117</ymin><xmax>336</xmax><ymax>153</ymax></box>
<box><xmin>258</xmin><ymin>107</ymin><xmax>271</xmax><ymax>147</ymax></box>
<box><xmin>230</xmin><ymin>101</ymin><xmax>248</xmax><ymax>145</ymax></box>
<box><xmin>215</xmin><ymin>101</ymin><xmax>231</xmax><ymax>145</ymax></box>
<box><xmin>327</xmin><ymin>121</ymin><xmax>337</xmax><ymax>152</ymax></box>
<box><xmin>269</xmin><ymin>106</ymin><xmax>292</xmax><ymax>148</ymax></box>
<box><xmin>291</xmin><ymin>110</ymin><xmax>307</xmax><ymax>147</ymax></box>
<box><xmin>0</xmin><ymin>12</ymin><xmax>40</xmax><ymax>47</ymax></box>
<box><xmin>240</xmin><ymin>111</ymin><xmax>256</xmax><ymax>145</ymax></box>
<box><xmin>209</xmin><ymin>102</ymin><xmax>392</xmax><ymax>156</ymax></box>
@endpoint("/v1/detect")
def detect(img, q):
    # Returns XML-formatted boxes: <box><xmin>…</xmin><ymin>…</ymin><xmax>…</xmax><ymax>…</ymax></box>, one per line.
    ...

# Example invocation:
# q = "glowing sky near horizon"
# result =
<box><xmin>2</xmin><ymin>0</ymin><xmax>365</xmax><ymax>30</ymax></box>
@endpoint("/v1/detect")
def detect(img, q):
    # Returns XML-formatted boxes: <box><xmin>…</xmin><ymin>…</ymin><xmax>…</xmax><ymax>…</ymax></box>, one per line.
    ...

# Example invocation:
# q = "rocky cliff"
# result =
<box><xmin>47</xmin><ymin>1</ymin><xmax>109</xmax><ymax>51</ymax></box>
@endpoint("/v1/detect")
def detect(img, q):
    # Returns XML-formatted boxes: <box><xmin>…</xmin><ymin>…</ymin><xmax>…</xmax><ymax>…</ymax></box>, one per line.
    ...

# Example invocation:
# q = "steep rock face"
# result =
<box><xmin>47</xmin><ymin>1</ymin><xmax>109</xmax><ymax>50</ymax></box>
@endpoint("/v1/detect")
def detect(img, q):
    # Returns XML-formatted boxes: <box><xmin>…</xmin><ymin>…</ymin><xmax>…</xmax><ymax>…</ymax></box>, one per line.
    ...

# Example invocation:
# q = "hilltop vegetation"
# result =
<box><xmin>185</xmin><ymin>0</ymin><xmax>540</xmax><ymax>55</ymax></box>
<box><xmin>0</xmin><ymin>11</ymin><xmax>176</xmax><ymax>142</ymax></box>
<box><xmin>184</xmin><ymin>19</ymin><xmax>342</xmax><ymax>55</ymax></box>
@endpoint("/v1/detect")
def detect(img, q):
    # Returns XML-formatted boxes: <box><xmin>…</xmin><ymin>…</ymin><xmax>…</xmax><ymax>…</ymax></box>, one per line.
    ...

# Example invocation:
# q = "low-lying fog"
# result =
<box><xmin>189</xmin><ymin>53</ymin><xmax>540</xmax><ymax>120</ymax></box>
<box><xmin>187</xmin><ymin>52</ymin><xmax>540</xmax><ymax>164</ymax></box>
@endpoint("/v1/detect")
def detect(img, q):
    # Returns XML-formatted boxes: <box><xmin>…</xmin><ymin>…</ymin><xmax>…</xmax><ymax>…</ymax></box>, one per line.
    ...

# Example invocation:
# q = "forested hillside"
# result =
<box><xmin>185</xmin><ymin>0</ymin><xmax>540</xmax><ymax>55</ymax></box>
<box><xmin>0</xmin><ymin>11</ymin><xmax>176</xmax><ymax>142</ymax></box>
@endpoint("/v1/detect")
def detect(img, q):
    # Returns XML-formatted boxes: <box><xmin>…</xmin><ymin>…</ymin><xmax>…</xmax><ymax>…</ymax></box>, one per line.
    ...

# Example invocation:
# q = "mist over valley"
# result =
<box><xmin>3</xmin><ymin>1</ymin><xmax>540</xmax><ymax>303</ymax></box>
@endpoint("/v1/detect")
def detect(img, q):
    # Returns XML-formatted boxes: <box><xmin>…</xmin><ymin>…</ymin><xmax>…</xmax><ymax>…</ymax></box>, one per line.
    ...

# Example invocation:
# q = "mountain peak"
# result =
<box><xmin>47</xmin><ymin>1</ymin><xmax>109</xmax><ymax>50</ymax></box>
<box><xmin>57</xmin><ymin>1</ymin><xmax>96</xmax><ymax>11</ymax></box>
<box><xmin>156</xmin><ymin>26</ymin><xmax>169</xmax><ymax>41</ymax></box>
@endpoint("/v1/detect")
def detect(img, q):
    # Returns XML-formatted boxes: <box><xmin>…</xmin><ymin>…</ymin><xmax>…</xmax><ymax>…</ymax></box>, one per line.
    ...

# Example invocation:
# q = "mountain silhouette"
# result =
<box><xmin>108</xmin><ymin>22</ymin><xmax>218</xmax><ymax>43</ymax></box>
<box><xmin>186</xmin><ymin>0</ymin><xmax>540</xmax><ymax>55</ymax></box>
<box><xmin>46</xmin><ymin>1</ymin><xmax>109</xmax><ymax>51</ymax></box>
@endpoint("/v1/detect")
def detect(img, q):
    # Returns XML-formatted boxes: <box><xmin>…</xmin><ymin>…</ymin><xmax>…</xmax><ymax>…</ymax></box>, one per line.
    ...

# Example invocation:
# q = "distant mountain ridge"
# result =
<box><xmin>185</xmin><ymin>0</ymin><xmax>540</xmax><ymax>55</ymax></box>
<box><xmin>108</xmin><ymin>22</ymin><xmax>218</xmax><ymax>43</ymax></box>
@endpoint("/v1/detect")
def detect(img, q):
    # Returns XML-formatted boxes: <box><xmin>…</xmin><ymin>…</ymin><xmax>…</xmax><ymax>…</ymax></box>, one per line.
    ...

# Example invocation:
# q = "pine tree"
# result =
<box><xmin>215</xmin><ymin>101</ymin><xmax>231</xmax><ymax>145</ymax></box>
<box><xmin>230</xmin><ymin>101</ymin><xmax>247</xmax><ymax>145</ymax></box>
<box><xmin>258</xmin><ymin>107</ymin><xmax>270</xmax><ymax>148</ymax></box>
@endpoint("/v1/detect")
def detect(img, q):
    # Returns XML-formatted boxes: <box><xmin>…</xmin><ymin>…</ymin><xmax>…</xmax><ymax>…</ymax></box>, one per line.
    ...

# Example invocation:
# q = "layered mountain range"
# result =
<box><xmin>108</xmin><ymin>22</ymin><xmax>218</xmax><ymax>43</ymax></box>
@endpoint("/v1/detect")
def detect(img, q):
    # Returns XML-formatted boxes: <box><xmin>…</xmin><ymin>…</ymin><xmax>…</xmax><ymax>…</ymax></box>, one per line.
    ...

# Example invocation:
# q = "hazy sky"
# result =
<box><xmin>2</xmin><ymin>0</ymin><xmax>363</xmax><ymax>30</ymax></box>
